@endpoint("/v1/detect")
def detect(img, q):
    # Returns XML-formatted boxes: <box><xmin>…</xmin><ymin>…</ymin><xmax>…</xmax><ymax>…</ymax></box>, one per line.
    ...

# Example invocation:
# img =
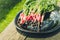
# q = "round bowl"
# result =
<box><xmin>15</xmin><ymin>10</ymin><xmax>60</xmax><ymax>34</ymax></box>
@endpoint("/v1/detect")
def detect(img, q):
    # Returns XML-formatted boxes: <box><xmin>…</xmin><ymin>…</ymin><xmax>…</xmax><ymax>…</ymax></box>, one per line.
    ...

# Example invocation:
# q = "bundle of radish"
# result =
<box><xmin>17</xmin><ymin>0</ymin><xmax>59</xmax><ymax>32</ymax></box>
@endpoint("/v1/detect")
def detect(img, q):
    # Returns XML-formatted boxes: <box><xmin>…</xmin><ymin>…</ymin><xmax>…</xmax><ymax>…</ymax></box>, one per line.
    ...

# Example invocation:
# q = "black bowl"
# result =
<box><xmin>15</xmin><ymin>10</ymin><xmax>60</xmax><ymax>34</ymax></box>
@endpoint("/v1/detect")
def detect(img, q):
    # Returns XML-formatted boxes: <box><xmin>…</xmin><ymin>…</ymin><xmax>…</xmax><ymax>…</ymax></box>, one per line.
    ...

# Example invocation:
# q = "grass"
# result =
<box><xmin>0</xmin><ymin>0</ymin><xmax>26</xmax><ymax>33</ymax></box>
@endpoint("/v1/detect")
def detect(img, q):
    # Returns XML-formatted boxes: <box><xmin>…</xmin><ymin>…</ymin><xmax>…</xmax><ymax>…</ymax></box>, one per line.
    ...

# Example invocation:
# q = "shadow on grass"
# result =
<box><xmin>0</xmin><ymin>0</ymin><xmax>22</xmax><ymax>22</ymax></box>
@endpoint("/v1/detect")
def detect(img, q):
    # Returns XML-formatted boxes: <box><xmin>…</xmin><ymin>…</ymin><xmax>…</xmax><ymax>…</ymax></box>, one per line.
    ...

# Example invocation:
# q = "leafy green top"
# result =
<box><xmin>23</xmin><ymin>0</ymin><xmax>59</xmax><ymax>15</ymax></box>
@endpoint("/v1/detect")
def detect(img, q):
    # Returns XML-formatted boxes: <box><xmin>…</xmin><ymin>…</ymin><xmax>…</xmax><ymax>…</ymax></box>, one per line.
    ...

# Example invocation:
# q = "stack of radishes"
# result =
<box><xmin>17</xmin><ymin>0</ymin><xmax>59</xmax><ymax>32</ymax></box>
<box><xmin>20</xmin><ymin>13</ymin><xmax>43</xmax><ymax>24</ymax></box>
<box><xmin>17</xmin><ymin>11</ymin><xmax>44</xmax><ymax>32</ymax></box>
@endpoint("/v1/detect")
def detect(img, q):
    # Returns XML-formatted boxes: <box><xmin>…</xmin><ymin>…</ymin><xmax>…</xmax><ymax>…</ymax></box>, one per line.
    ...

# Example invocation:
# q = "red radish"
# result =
<box><xmin>23</xmin><ymin>16</ymin><xmax>26</xmax><ymax>20</ymax></box>
<box><xmin>20</xmin><ymin>13</ymin><xmax>24</xmax><ymax>17</ymax></box>
<box><xmin>26</xmin><ymin>15</ymin><xmax>33</xmax><ymax>21</ymax></box>
<box><xmin>20</xmin><ymin>13</ymin><xmax>25</xmax><ymax>19</ymax></box>
<box><xmin>30</xmin><ymin>13</ymin><xmax>36</xmax><ymax>22</ymax></box>
<box><xmin>36</xmin><ymin>14</ymin><xmax>41</xmax><ymax>22</ymax></box>
<box><xmin>20</xmin><ymin>19</ymin><xmax>25</xmax><ymax>24</ymax></box>
<box><xmin>26</xmin><ymin>16</ymin><xmax>30</xmax><ymax>21</ymax></box>
<box><xmin>33</xmin><ymin>17</ymin><xmax>36</xmax><ymax>22</ymax></box>
<box><xmin>30</xmin><ymin>16</ymin><xmax>33</xmax><ymax>20</ymax></box>
<box><xmin>20</xmin><ymin>13</ymin><xmax>26</xmax><ymax>20</ymax></box>
<box><xmin>19</xmin><ymin>13</ymin><xmax>42</xmax><ymax>24</ymax></box>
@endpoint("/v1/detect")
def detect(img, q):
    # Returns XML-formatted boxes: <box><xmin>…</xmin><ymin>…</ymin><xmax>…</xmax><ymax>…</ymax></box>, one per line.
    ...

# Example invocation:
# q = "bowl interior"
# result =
<box><xmin>15</xmin><ymin>10</ymin><xmax>60</xmax><ymax>33</ymax></box>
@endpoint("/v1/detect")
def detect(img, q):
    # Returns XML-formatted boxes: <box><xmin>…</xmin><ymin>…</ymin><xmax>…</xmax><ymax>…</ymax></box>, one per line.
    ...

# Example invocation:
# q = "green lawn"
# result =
<box><xmin>0</xmin><ymin>0</ymin><xmax>26</xmax><ymax>33</ymax></box>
